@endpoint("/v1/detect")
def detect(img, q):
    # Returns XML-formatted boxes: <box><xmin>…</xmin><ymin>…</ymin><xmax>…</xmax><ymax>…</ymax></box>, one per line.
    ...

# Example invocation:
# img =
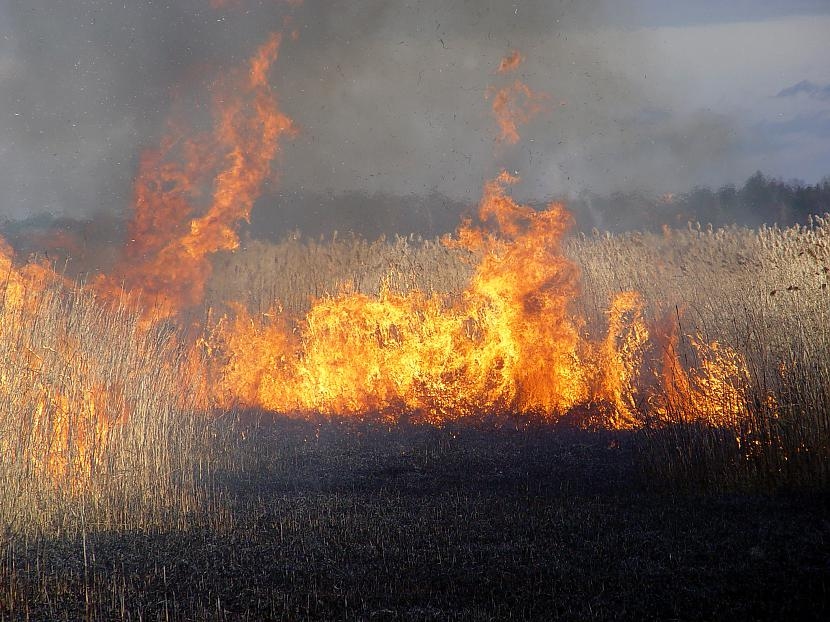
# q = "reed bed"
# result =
<box><xmin>570</xmin><ymin>216</ymin><xmax>830</xmax><ymax>489</ymax></box>
<box><xmin>0</xmin><ymin>273</ymin><xmax>220</xmax><ymax>537</ymax></box>
<box><xmin>208</xmin><ymin>216</ymin><xmax>830</xmax><ymax>490</ymax></box>
<box><xmin>1</xmin><ymin>218</ymin><xmax>828</xmax><ymax>619</ymax></box>
<box><xmin>2</xmin><ymin>214</ymin><xmax>828</xmax><ymax>536</ymax></box>
<box><xmin>206</xmin><ymin>232</ymin><xmax>475</xmax><ymax>316</ymax></box>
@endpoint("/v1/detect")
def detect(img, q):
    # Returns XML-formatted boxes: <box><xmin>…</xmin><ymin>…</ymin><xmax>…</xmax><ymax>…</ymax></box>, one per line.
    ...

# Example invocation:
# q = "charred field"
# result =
<box><xmin>2</xmin><ymin>416</ymin><xmax>829</xmax><ymax>622</ymax></box>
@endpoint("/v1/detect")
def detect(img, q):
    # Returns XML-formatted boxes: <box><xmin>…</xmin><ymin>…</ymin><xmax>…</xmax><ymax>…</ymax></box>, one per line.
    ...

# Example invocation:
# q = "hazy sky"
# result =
<box><xmin>1</xmin><ymin>0</ymin><xmax>829</xmax><ymax>220</ymax></box>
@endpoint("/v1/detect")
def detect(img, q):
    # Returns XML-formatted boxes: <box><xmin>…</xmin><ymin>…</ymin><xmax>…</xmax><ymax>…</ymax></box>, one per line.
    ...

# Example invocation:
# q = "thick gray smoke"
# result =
<box><xmin>0</xmin><ymin>0</ymin><xmax>827</xmax><ymax>230</ymax></box>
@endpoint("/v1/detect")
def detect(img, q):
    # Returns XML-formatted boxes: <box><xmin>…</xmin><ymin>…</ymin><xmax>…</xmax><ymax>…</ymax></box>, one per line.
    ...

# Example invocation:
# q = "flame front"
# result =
<box><xmin>205</xmin><ymin>172</ymin><xmax>663</xmax><ymax>424</ymax></box>
<box><xmin>1</xmin><ymin>33</ymin><xmax>761</xmax><ymax>492</ymax></box>
<box><xmin>199</xmin><ymin>50</ymin><xmax>662</xmax><ymax>425</ymax></box>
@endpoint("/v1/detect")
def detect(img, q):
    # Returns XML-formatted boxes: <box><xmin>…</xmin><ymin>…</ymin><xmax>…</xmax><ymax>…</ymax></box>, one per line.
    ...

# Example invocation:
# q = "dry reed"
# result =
<box><xmin>0</xmin><ymin>272</ymin><xmax>220</xmax><ymax>536</ymax></box>
<box><xmin>2</xmin><ymin>214</ymin><xmax>828</xmax><ymax>542</ymax></box>
<box><xmin>207</xmin><ymin>217</ymin><xmax>830</xmax><ymax>490</ymax></box>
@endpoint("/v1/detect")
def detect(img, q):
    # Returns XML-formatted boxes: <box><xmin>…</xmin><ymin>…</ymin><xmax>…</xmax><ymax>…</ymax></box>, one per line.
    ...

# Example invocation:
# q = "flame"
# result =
<box><xmin>204</xmin><ymin>172</ymin><xmax>662</xmax><ymax>425</ymax></box>
<box><xmin>1</xmin><ymin>32</ymin><xmax>763</xmax><ymax>497</ymax></box>
<box><xmin>1</xmin><ymin>29</ymin><xmax>295</xmax><ymax>489</ymax></box>
<box><xmin>29</xmin><ymin>384</ymin><xmax>119</xmax><ymax>488</ymax></box>
<box><xmin>196</xmin><ymin>166</ymin><xmax>749</xmax><ymax>429</ymax></box>
<box><xmin>657</xmin><ymin>328</ymin><xmax>749</xmax><ymax>427</ymax></box>
<box><xmin>0</xmin><ymin>236</ymin><xmax>65</xmax><ymax>311</ymax></box>
<box><xmin>95</xmin><ymin>32</ymin><xmax>295</xmax><ymax>321</ymax></box>
<box><xmin>594</xmin><ymin>291</ymin><xmax>650</xmax><ymax>428</ymax></box>
<box><xmin>1</xmin><ymin>240</ymin><xmax>120</xmax><ymax>488</ymax></box>
<box><xmin>498</xmin><ymin>50</ymin><xmax>525</xmax><ymax>74</ymax></box>
<box><xmin>488</xmin><ymin>80</ymin><xmax>547</xmax><ymax>145</ymax></box>
<box><xmin>198</xmin><ymin>52</ymin><xmax>657</xmax><ymax>425</ymax></box>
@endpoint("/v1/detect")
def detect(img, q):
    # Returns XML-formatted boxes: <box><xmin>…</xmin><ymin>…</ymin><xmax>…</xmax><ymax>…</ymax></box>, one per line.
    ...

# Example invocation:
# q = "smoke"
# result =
<box><xmin>275</xmin><ymin>0</ymin><xmax>662</xmax><ymax>204</ymax></box>
<box><xmin>0</xmin><ymin>1</ymin><xmax>291</xmax><ymax>220</ymax></box>
<box><xmin>0</xmin><ymin>1</ymin><xmax>825</xmax><ymax>232</ymax></box>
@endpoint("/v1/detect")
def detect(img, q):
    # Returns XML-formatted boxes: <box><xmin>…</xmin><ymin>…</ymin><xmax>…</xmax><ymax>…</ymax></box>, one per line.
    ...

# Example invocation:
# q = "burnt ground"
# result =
<box><xmin>2</xmin><ymin>418</ymin><xmax>829</xmax><ymax>621</ymax></box>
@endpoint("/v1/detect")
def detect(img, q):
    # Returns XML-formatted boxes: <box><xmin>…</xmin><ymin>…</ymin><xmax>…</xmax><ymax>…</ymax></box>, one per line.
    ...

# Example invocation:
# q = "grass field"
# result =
<box><xmin>1</xmin><ymin>217</ymin><xmax>829</xmax><ymax>619</ymax></box>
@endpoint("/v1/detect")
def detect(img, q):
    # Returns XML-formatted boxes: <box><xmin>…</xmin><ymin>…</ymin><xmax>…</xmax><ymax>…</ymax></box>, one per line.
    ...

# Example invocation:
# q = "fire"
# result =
<box><xmin>657</xmin><ymin>329</ymin><xmax>750</xmax><ymax>427</ymax></box>
<box><xmin>204</xmin><ymin>172</ymin><xmax>664</xmax><ymax>425</ymax></box>
<box><xmin>486</xmin><ymin>50</ymin><xmax>547</xmax><ymax>144</ymax></box>
<box><xmin>1</xmin><ymin>237</ymin><xmax>61</xmax><ymax>310</ymax></box>
<box><xmin>196</xmin><ymin>50</ymin><xmax>660</xmax><ymax>424</ymax></box>
<box><xmin>1</xmin><ymin>31</ymin><xmax>761</xmax><ymax>494</ymax></box>
<box><xmin>95</xmin><ymin>32</ymin><xmax>295</xmax><ymax>321</ymax></box>
<box><xmin>595</xmin><ymin>291</ymin><xmax>650</xmax><ymax>428</ymax></box>
<box><xmin>1</xmin><ymin>27</ymin><xmax>295</xmax><ymax>489</ymax></box>
<box><xmin>498</xmin><ymin>50</ymin><xmax>525</xmax><ymax>74</ymax></box>
<box><xmin>1</xmin><ymin>239</ymin><xmax>120</xmax><ymax>487</ymax></box>
<box><xmin>489</xmin><ymin>82</ymin><xmax>547</xmax><ymax>144</ymax></box>
<box><xmin>29</xmin><ymin>384</ymin><xmax>118</xmax><ymax>488</ymax></box>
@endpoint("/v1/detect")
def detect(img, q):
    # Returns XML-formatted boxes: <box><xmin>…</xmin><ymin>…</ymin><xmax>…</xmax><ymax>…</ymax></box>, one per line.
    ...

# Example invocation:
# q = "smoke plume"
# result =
<box><xmin>1</xmin><ymin>1</ymin><xmax>826</xmax><ymax>233</ymax></box>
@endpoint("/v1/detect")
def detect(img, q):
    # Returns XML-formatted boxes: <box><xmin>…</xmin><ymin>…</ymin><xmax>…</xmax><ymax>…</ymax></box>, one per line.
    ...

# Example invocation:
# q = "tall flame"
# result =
<box><xmin>1</xmin><ymin>34</ymin><xmax>761</xmax><ymax>494</ymax></box>
<box><xmin>2</xmin><ymin>28</ymin><xmax>295</xmax><ymax>488</ymax></box>
<box><xmin>203</xmin><ymin>171</ymin><xmax>660</xmax><ymax>425</ymax></box>
<box><xmin>96</xmin><ymin>33</ymin><xmax>295</xmax><ymax>320</ymax></box>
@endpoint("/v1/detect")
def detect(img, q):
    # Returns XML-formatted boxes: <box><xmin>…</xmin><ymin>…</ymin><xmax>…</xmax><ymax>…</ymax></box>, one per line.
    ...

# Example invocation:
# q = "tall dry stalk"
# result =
<box><xmin>208</xmin><ymin>218</ymin><xmax>830</xmax><ymax>489</ymax></box>
<box><xmin>0</xmin><ymin>272</ymin><xmax>219</xmax><ymax>536</ymax></box>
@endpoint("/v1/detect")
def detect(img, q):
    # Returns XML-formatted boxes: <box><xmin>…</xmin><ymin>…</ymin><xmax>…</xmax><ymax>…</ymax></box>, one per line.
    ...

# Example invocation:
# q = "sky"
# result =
<box><xmin>0</xmin><ymin>0</ymin><xmax>829</xmax><ymax>223</ymax></box>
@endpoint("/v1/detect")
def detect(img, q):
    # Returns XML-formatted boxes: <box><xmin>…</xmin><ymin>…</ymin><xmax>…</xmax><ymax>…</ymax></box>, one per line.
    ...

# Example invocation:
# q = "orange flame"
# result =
<box><xmin>96</xmin><ymin>33</ymin><xmax>295</xmax><ymax>321</ymax></box>
<box><xmin>656</xmin><ymin>327</ymin><xmax>749</xmax><ymax>427</ymax></box>
<box><xmin>497</xmin><ymin>50</ymin><xmax>525</xmax><ymax>74</ymax></box>
<box><xmin>204</xmin><ymin>172</ymin><xmax>659</xmax><ymax>424</ymax></box>
<box><xmin>595</xmin><ymin>291</ymin><xmax>650</xmax><ymax>428</ymax></box>
<box><xmin>488</xmin><ymin>80</ymin><xmax>547</xmax><ymax>145</ymax></box>
<box><xmin>1</xmin><ymin>239</ymin><xmax>121</xmax><ymax>488</ymax></box>
<box><xmin>0</xmin><ymin>236</ymin><xmax>66</xmax><ymax>310</ymax></box>
<box><xmin>29</xmin><ymin>384</ymin><xmax>121</xmax><ymax>488</ymax></box>
<box><xmin>1</xmin><ymin>31</ymin><xmax>762</xmax><ymax>497</ymax></box>
<box><xmin>1</xmin><ymin>29</ymin><xmax>295</xmax><ymax>490</ymax></box>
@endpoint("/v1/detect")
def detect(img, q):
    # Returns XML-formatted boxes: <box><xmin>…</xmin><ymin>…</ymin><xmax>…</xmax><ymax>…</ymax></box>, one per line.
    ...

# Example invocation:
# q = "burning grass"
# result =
<box><xmin>0</xmin><ymin>260</ymin><xmax>219</xmax><ymax>535</ymax></box>
<box><xmin>571</xmin><ymin>217</ymin><xmax>830</xmax><ymax>489</ymax></box>
<box><xmin>2</xmin><ymin>211</ymin><xmax>829</xmax><ymax>619</ymax></box>
<box><xmin>4</xmin><ymin>210</ymin><xmax>827</xmax><ymax>519</ymax></box>
<box><xmin>205</xmin><ymin>213</ymin><xmax>830</xmax><ymax>490</ymax></box>
<box><xmin>0</xmin><ymin>24</ymin><xmax>828</xmax><ymax>619</ymax></box>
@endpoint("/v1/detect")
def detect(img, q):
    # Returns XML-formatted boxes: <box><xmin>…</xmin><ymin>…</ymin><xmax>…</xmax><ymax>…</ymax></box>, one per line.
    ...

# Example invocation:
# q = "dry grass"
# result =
<box><xmin>206</xmin><ymin>232</ymin><xmax>475</xmax><ymax>316</ymax></box>
<box><xmin>1</xmin><ymin>217</ymin><xmax>830</xmax><ymax>618</ymax></box>
<box><xmin>4</xmin><ymin>214</ymin><xmax>828</xmax><ymax>535</ymax></box>
<box><xmin>569</xmin><ymin>216</ymin><xmax>830</xmax><ymax>489</ymax></box>
<box><xmin>206</xmin><ymin>216</ymin><xmax>830</xmax><ymax>491</ymax></box>
<box><xmin>0</xmin><ymin>272</ymin><xmax>221</xmax><ymax>537</ymax></box>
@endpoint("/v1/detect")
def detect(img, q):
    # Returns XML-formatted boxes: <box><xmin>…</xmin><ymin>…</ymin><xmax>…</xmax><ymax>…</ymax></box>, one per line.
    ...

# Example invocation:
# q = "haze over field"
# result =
<box><xmin>1</xmin><ymin>5</ymin><xmax>829</xmax><ymax>618</ymax></box>
<box><xmin>0</xmin><ymin>0</ymin><xmax>828</xmax><ymax>228</ymax></box>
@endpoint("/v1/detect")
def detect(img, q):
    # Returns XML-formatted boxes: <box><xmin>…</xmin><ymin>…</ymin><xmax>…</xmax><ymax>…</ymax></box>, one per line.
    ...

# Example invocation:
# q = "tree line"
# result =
<box><xmin>570</xmin><ymin>172</ymin><xmax>830</xmax><ymax>232</ymax></box>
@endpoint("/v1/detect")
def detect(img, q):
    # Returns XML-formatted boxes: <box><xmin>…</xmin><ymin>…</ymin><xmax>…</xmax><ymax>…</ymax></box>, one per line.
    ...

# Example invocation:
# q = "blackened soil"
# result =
<box><xmin>2</xmin><ymin>419</ymin><xmax>828</xmax><ymax>621</ymax></box>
